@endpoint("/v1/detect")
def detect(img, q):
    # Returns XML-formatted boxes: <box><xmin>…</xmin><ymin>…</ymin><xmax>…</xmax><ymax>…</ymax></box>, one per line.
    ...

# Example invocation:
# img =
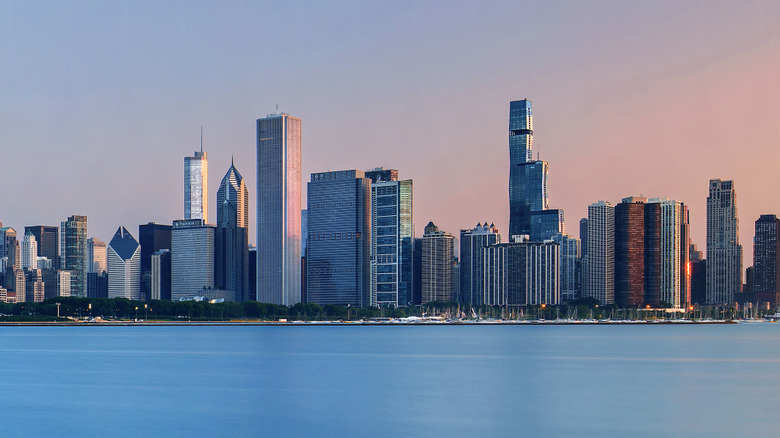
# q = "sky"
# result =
<box><xmin>2</xmin><ymin>0</ymin><xmax>780</xmax><ymax>265</ymax></box>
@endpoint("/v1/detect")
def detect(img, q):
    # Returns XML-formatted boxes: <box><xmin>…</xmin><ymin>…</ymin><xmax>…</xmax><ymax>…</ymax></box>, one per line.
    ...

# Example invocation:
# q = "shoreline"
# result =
<box><xmin>0</xmin><ymin>319</ymin><xmax>743</xmax><ymax>326</ymax></box>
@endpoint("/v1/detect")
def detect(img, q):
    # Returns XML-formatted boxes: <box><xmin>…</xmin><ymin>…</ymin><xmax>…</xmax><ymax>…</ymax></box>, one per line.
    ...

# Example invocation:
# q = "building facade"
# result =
<box><xmin>553</xmin><ymin>233</ymin><xmax>580</xmax><ymax>302</ymax></box>
<box><xmin>61</xmin><ymin>215</ymin><xmax>87</xmax><ymax>297</ymax></box>
<box><xmin>460</xmin><ymin>223</ymin><xmax>500</xmax><ymax>307</ymax></box>
<box><xmin>421</xmin><ymin>222</ymin><xmax>455</xmax><ymax>304</ymax></box>
<box><xmin>706</xmin><ymin>179</ymin><xmax>742</xmax><ymax>304</ymax></box>
<box><xmin>216</xmin><ymin>163</ymin><xmax>250</xmax><ymax>301</ymax></box>
<box><xmin>151</xmin><ymin>249</ymin><xmax>172</xmax><ymax>301</ymax></box>
<box><xmin>585</xmin><ymin>201</ymin><xmax>615</xmax><ymax>305</ymax></box>
<box><xmin>306</xmin><ymin>170</ymin><xmax>372</xmax><ymax>307</ymax></box>
<box><xmin>257</xmin><ymin>113</ymin><xmax>302</xmax><ymax>305</ymax></box>
<box><xmin>483</xmin><ymin>238</ymin><xmax>560</xmax><ymax>307</ymax></box>
<box><xmin>184</xmin><ymin>148</ymin><xmax>208</xmax><ymax>223</ymax></box>
<box><xmin>366</xmin><ymin>168</ymin><xmax>413</xmax><ymax>307</ymax></box>
<box><xmin>753</xmin><ymin>214</ymin><xmax>780</xmax><ymax>305</ymax></box>
<box><xmin>87</xmin><ymin>238</ymin><xmax>107</xmax><ymax>273</ymax></box>
<box><xmin>530</xmin><ymin>209</ymin><xmax>564</xmax><ymax>242</ymax></box>
<box><xmin>138</xmin><ymin>223</ymin><xmax>172</xmax><ymax>300</ymax></box>
<box><xmin>107</xmin><ymin>227</ymin><xmax>141</xmax><ymax>300</ymax></box>
<box><xmin>24</xmin><ymin>226</ymin><xmax>58</xmax><ymax>269</ymax></box>
<box><xmin>21</xmin><ymin>231</ymin><xmax>37</xmax><ymax>270</ymax></box>
<box><xmin>171</xmin><ymin>219</ymin><xmax>215</xmax><ymax>300</ymax></box>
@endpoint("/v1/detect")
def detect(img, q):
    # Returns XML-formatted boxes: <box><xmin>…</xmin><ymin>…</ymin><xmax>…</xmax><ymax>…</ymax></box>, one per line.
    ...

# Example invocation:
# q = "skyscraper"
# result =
<box><xmin>151</xmin><ymin>249</ymin><xmax>172</xmax><ymax>301</ymax></box>
<box><xmin>508</xmin><ymin>99</ymin><xmax>549</xmax><ymax>238</ymax></box>
<box><xmin>421</xmin><ymin>221</ymin><xmax>455</xmax><ymax>304</ymax></box>
<box><xmin>138</xmin><ymin>222</ymin><xmax>172</xmax><ymax>299</ymax></box>
<box><xmin>366</xmin><ymin>168</ymin><xmax>413</xmax><ymax>307</ymax></box>
<box><xmin>21</xmin><ymin>231</ymin><xmax>37</xmax><ymax>270</ymax></box>
<box><xmin>585</xmin><ymin>201</ymin><xmax>615</xmax><ymax>305</ymax></box>
<box><xmin>553</xmin><ymin>233</ymin><xmax>580</xmax><ymax>303</ymax></box>
<box><xmin>185</xmin><ymin>146</ymin><xmax>208</xmax><ymax>223</ymax></box>
<box><xmin>87</xmin><ymin>237</ymin><xmax>107</xmax><ymax>273</ymax></box>
<box><xmin>61</xmin><ymin>215</ymin><xmax>87</xmax><ymax>297</ymax></box>
<box><xmin>24</xmin><ymin>226</ymin><xmax>58</xmax><ymax>268</ymax></box>
<box><xmin>706</xmin><ymin>179</ymin><xmax>742</xmax><ymax>304</ymax></box>
<box><xmin>460</xmin><ymin>223</ymin><xmax>500</xmax><ymax>307</ymax></box>
<box><xmin>753</xmin><ymin>214</ymin><xmax>780</xmax><ymax>305</ymax></box>
<box><xmin>171</xmin><ymin>219</ymin><xmax>215</xmax><ymax>300</ymax></box>
<box><xmin>530</xmin><ymin>209</ymin><xmax>564</xmax><ymax>242</ymax></box>
<box><xmin>306</xmin><ymin>170</ymin><xmax>372</xmax><ymax>307</ymax></box>
<box><xmin>257</xmin><ymin>113</ymin><xmax>302</xmax><ymax>305</ymax></box>
<box><xmin>483</xmin><ymin>238</ymin><xmax>560</xmax><ymax>306</ymax></box>
<box><xmin>107</xmin><ymin>227</ymin><xmax>141</xmax><ymax>300</ymax></box>
<box><xmin>216</xmin><ymin>162</ymin><xmax>250</xmax><ymax>302</ymax></box>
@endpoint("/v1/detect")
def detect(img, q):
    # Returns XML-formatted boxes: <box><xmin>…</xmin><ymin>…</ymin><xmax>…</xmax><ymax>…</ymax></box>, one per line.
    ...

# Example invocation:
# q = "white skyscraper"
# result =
<box><xmin>585</xmin><ymin>201</ymin><xmax>615</xmax><ymax>305</ymax></box>
<box><xmin>21</xmin><ymin>231</ymin><xmax>37</xmax><ymax>270</ymax></box>
<box><xmin>107</xmin><ymin>227</ymin><xmax>141</xmax><ymax>300</ymax></box>
<box><xmin>257</xmin><ymin>113</ymin><xmax>301</xmax><ymax>305</ymax></box>
<box><xmin>185</xmin><ymin>144</ymin><xmax>209</xmax><ymax>223</ymax></box>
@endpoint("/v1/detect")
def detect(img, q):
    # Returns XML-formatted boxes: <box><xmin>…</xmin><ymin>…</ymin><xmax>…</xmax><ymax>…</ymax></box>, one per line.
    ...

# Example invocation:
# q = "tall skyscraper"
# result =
<box><xmin>508</xmin><ymin>99</ymin><xmax>549</xmax><ymax>238</ymax></box>
<box><xmin>460</xmin><ymin>223</ymin><xmax>500</xmax><ymax>307</ymax></box>
<box><xmin>257</xmin><ymin>113</ymin><xmax>302</xmax><ymax>305</ymax></box>
<box><xmin>366</xmin><ymin>168</ymin><xmax>413</xmax><ymax>307</ymax></box>
<box><xmin>24</xmin><ymin>225</ymin><xmax>58</xmax><ymax>268</ymax></box>
<box><xmin>21</xmin><ymin>231</ymin><xmax>37</xmax><ymax>270</ymax></box>
<box><xmin>138</xmin><ymin>222</ymin><xmax>172</xmax><ymax>299</ymax></box>
<box><xmin>171</xmin><ymin>219</ymin><xmax>215</xmax><ymax>300</ymax></box>
<box><xmin>614</xmin><ymin>197</ymin><xmax>659</xmax><ymax>308</ymax></box>
<box><xmin>706</xmin><ymin>179</ymin><xmax>742</xmax><ymax>304</ymax></box>
<box><xmin>107</xmin><ymin>227</ymin><xmax>141</xmax><ymax>300</ymax></box>
<box><xmin>753</xmin><ymin>214</ymin><xmax>780</xmax><ymax>305</ymax></box>
<box><xmin>421</xmin><ymin>221</ymin><xmax>455</xmax><ymax>304</ymax></box>
<box><xmin>585</xmin><ymin>201</ymin><xmax>615</xmax><ymax>305</ymax></box>
<box><xmin>216</xmin><ymin>162</ymin><xmax>250</xmax><ymax>302</ymax></box>
<box><xmin>306</xmin><ymin>170</ymin><xmax>372</xmax><ymax>307</ymax></box>
<box><xmin>87</xmin><ymin>237</ymin><xmax>107</xmax><ymax>273</ymax></box>
<box><xmin>61</xmin><ymin>215</ymin><xmax>87</xmax><ymax>297</ymax></box>
<box><xmin>652</xmin><ymin>198</ymin><xmax>690</xmax><ymax>308</ymax></box>
<box><xmin>185</xmin><ymin>146</ymin><xmax>208</xmax><ymax>223</ymax></box>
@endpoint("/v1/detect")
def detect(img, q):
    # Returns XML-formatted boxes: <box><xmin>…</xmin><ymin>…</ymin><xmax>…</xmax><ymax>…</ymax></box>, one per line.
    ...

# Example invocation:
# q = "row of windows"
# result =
<box><xmin>309</xmin><ymin>232</ymin><xmax>362</xmax><ymax>241</ymax></box>
<box><xmin>311</xmin><ymin>201</ymin><xmax>356</xmax><ymax>209</ymax></box>
<box><xmin>310</xmin><ymin>267</ymin><xmax>357</xmax><ymax>274</ymax></box>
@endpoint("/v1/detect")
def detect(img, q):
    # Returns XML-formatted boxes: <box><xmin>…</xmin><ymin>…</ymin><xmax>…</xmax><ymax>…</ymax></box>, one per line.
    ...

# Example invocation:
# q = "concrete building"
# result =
<box><xmin>421</xmin><ymin>222</ymin><xmax>455</xmax><ymax>304</ymax></box>
<box><xmin>585</xmin><ymin>201</ymin><xmax>615</xmax><ymax>305</ymax></box>
<box><xmin>483</xmin><ymin>237</ymin><xmax>560</xmax><ymax>306</ymax></box>
<box><xmin>706</xmin><ymin>179</ymin><xmax>742</xmax><ymax>304</ymax></box>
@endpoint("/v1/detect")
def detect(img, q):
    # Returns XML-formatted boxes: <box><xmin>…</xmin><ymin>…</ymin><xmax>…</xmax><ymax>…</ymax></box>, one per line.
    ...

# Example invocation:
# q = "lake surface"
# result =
<box><xmin>1</xmin><ymin>324</ymin><xmax>779</xmax><ymax>437</ymax></box>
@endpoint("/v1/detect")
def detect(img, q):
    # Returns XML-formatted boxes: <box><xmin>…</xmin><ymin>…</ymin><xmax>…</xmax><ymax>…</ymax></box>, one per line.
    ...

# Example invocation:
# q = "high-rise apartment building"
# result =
<box><xmin>257</xmin><ymin>113</ymin><xmax>302</xmax><ymax>305</ymax></box>
<box><xmin>753</xmin><ymin>214</ymin><xmax>780</xmax><ymax>305</ymax></box>
<box><xmin>87</xmin><ymin>238</ymin><xmax>107</xmax><ymax>273</ymax></box>
<box><xmin>585</xmin><ymin>201</ymin><xmax>615</xmax><ymax>305</ymax></box>
<box><xmin>139</xmin><ymin>223</ymin><xmax>172</xmax><ymax>300</ymax></box>
<box><xmin>460</xmin><ymin>223</ymin><xmax>500</xmax><ymax>307</ymax></box>
<box><xmin>306</xmin><ymin>170</ymin><xmax>372</xmax><ymax>307</ymax></box>
<box><xmin>553</xmin><ymin>233</ymin><xmax>580</xmax><ymax>302</ymax></box>
<box><xmin>61</xmin><ymin>215</ymin><xmax>87</xmax><ymax>297</ymax></box>
<box><xmin>652</xmin><ymin>198</ymin><xmax>690</xmax><ymax>308</ymax></box>
<box><xmin>107</xmin><ymin>227</ymin><xmax>141</xmax><ymax>300</ymax></box>
<box><xmin>25</xmin><ymin>268</ymin><xmax>44</xmax><ymax>303</ymax></box>
<box><xmin>216</xmin><ymin>163</ymin><xmax>250</xmax><ymax>302</ymax></box>
<box><xmin>706</xmin><ymin>179</ymin><xmax>742</xmax><ymax>304</ymax></box>
<box><xmin>171</xmin><ymin>219</ymin><xmax>215</xmax><ymax>300</ymax></box>
<box><xmin>24</xmin><ymin>226</ymin><xmax>58</xmax><ymax>268</ymax></box>
<box><xmin>421</xmin><ymin>222</ymin><xmax>455</xmax><ymax>304</ymax></box>
<box><xmin>184</xmin><ymin>147</ymin><xmax>208</xmax><ymax>223</ymax></box>
<box><xmin>0</xmin><ymin>225</ymin><xmax>18</xmax><ymax>273</ymax></box>
<box><xmin>483</xmin><ymin>238</ymin><xmax>560</xmax><ymax>306</ymax></box>
<box><xmin>57</xmin><ymin>270</ymin><xmax>71</xmax><ymax>297</ymax></box>
<box><xmin>366</xmin><ymin>168</ymin><xmax>413</xmax><ymax>307</ymax></box>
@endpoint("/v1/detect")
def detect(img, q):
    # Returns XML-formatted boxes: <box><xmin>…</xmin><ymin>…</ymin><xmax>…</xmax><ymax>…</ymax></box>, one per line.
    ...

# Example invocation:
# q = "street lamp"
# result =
<box><xmin>144</xmin><ymin>303</ymin><xmax>148</xmax><ymax>321</ymax></box>
<box><xmin>135</xmin><ymin>306</ymin><xmax>138</xmax><ymax>322</ymax></box>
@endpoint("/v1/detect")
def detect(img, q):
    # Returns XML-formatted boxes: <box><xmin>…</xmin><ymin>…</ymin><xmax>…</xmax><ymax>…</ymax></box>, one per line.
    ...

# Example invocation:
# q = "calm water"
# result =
<box><xmin>1</xmin><ymin>324</ymin><xmax>779</xmax><ymax>437</ymax></box>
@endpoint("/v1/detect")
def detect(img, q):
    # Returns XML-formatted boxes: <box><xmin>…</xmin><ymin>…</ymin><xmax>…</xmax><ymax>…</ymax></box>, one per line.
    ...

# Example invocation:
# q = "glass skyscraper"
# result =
<box><xmin>184</xmin><ymin>148</ymin><xmax>208</xmax><ymax>223</ymax></box>
<box><xmin>530</xmin><ymin>209</ymin><xmax>564</xmax><ymax>242</ymax></box>
<box><xmin>306</xmin><ymin>170</ymin><xmax>372</xmax><ymax>307</ymax></box>
<box><xmin>509</xmin><ymin>99</ymin><xmax>549</xmax><ymax>238</ymax></box>
<box><xmin>366</xmin><ymin>168</ymin><xmax>413</xmax><ymax>307</ymax></box>
<box><xmin>257</xmin><ymin>113</ymin><xmax>302</xmax><ymax>305</ymax></box>
<box><xmin>216</xmin><ymin>162</ymin><xmax>250</xmax><ymax>302</ymax></box>
<box><xmin>61</xmin><ymin>215</ymin><xmax>87</xmax><ymax>297</ymax></box>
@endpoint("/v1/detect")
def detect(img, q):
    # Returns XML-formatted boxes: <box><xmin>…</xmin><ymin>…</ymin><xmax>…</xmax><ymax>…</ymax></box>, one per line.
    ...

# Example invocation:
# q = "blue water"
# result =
<box><xmin>1</xmin><ymin>324</ymin><xmax>779</xmax><ymax>437</ymax></box>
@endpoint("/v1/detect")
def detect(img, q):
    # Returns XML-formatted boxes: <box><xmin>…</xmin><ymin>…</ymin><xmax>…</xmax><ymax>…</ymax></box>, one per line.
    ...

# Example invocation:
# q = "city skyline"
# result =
<box><xmin>3</xmin><ymin>2</ymin><xmax>780</xmax><ymax>265</ymax></box>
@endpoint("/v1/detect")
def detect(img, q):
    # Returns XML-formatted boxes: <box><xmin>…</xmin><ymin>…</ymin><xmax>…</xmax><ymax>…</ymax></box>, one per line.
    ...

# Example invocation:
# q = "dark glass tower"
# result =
<box><xmin>139</xmin><ymin>222</ymin><xmax>172</xmax><ymax>300</ymax></box>
<box><xmin>216</xmin><ymin>163</ymin><xmax>250</xmax><ymax>302</ymax></box>
<box><xmin>509</xmin><ymin>99</ymin><xmax>549</xmax><ymax>238</ymax></box>
<box><xmin>24</xmin><ymin>226</ymin><xmax>59</xmax><ymax>268</ymax></box>
<box><xmin>753</xmin><ymin>214</ymin><xmax>780</xmax><ymax>305</ymax></box>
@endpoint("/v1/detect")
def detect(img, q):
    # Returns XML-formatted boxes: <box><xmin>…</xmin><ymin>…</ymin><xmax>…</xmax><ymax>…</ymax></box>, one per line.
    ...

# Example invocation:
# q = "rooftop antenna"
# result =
<box><xmin>276</xmin><ymin>104</ymin><xmax>279</xmax><ymax>112</ymax></box>
<box><xmin>231</xmin><ymin>155</ymin><xmax>234</xmax><ymax>166</ymax></box>
<box><xmin>200</xmin><ymin>126</ymin><xmax>203</xmax><ymax>153</ymax></box>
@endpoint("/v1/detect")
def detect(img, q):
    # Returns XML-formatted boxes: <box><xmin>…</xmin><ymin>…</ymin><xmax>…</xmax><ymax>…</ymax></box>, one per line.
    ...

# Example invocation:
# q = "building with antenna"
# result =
<box><xmin>216</xmin><ymin>161</ymin><xmax>250</xmax><ymax>302</ymax></box>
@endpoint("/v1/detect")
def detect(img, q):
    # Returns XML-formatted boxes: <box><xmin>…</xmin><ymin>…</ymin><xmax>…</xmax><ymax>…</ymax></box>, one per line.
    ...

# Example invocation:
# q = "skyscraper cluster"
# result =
<box><xmin>0</xmin><ymin>99</ymin><xmax>772</xmax><ymax>310</ymax></box>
